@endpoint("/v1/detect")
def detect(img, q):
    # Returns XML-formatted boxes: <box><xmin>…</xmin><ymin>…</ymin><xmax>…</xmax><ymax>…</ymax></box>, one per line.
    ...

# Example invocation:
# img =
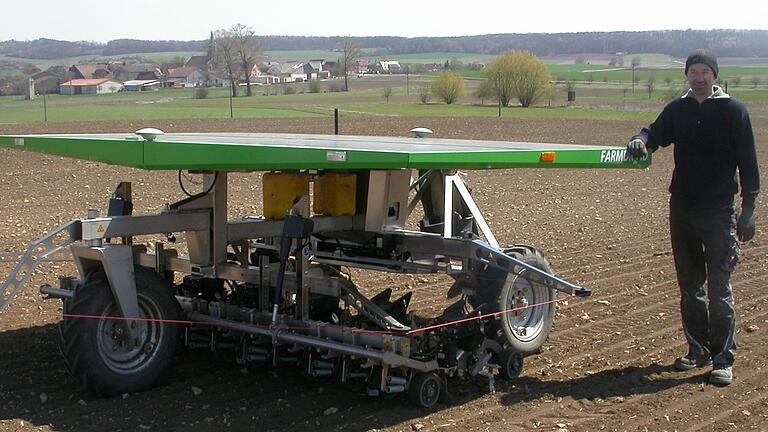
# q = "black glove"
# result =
<box><xmin>626</xmin><ymin>138</ymin><xmax>648</xmax><ymax>160</ymax></box>
<box><xmin>737</xmin><ymin>206</ymin><xmax>756</xmax><ymax>242</ymax></box>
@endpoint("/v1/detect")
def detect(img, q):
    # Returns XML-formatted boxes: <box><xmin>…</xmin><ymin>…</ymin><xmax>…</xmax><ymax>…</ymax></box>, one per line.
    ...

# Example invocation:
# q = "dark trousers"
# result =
<box><xmin>670</xmin><ymin>199</ymin><xmax>738</xmax><ymax>368</ymax></box>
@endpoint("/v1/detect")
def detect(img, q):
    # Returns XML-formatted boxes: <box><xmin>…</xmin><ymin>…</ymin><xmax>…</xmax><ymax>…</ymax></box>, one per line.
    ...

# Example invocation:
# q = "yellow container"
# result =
<box><xmin>263</xmin><ymin>172</ymin><xmax>310</xmax><ymax>220</ymax></box>
<box><xmin>314</xmin><ymin>173</ymin><xmax>357</xmax><ymax>216</ymax></box>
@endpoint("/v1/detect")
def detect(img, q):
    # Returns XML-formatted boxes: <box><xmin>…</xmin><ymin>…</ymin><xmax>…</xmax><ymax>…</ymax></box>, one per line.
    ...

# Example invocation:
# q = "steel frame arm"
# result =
<box><xmin>0</xmin><ymin>220</ymin><xmax>81</xmax><ymax>312</ymax></box>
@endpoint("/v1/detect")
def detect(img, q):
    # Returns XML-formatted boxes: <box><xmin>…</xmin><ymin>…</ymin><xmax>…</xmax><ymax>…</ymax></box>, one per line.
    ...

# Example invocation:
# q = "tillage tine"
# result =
<box><xmin>0</xmin><ymin>220</ymin><xmax>80</xmax><ymax>312</ymax></box>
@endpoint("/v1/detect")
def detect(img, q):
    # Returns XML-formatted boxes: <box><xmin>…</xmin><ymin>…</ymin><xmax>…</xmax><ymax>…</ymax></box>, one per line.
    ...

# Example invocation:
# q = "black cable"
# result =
<box><xmin>178</xmin><ymin>171</ymin><xmax>219</xmax><ymax>198</ymax></box>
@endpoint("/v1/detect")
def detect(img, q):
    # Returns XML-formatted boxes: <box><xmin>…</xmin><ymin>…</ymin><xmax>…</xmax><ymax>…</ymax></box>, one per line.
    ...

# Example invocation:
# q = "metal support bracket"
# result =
<box><xmin>0</xmin><ymin>220</ymin><xmax>81</xmax><ymax>313</ymax></box>
<box><xmin>69</xmin><ymin>244</ymin><xmax>141</xmax><ymax>342</ymax></box>
<box><xmin>100</xmin><ymin>246</ymin><xmax>141</xmax><ymax>320</ymax></box>
<box><xmin>443</xmin><ymin>174</ymin><xmax>499</xmax><ymax>249</ymax></box>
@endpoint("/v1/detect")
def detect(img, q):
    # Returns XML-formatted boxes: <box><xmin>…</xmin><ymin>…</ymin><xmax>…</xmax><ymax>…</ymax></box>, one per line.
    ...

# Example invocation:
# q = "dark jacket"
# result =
<box><xmin>634</xmin><ymin>87</ymin><xmax>759</xmax><ymax>209</ymax></box>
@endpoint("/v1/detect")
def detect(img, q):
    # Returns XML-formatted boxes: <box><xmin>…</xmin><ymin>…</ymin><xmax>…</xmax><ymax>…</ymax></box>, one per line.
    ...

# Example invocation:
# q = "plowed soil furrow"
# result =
<box><xmin>552</xmin><ymin>234</ymin><xmax>672</xmax><ymax>268</ymax></box>
<box><xmin>551</xmin><ymin>234</ymin><xmax>671</xmax><ymax>264</ymax></box>
<box><xmin>555</xmin><ymin>241</ymin><xmax>768</xmax><ymax>280</ymax></box>
<box><xmin>545</xmin><ymin>280</ymin><xmax>768</xmax><ymax>371</ymax></box>
<box><xmin>579</xmin><ymin>358</ymin><xmax>768</xmax><ymax>431</ymax></box>
<box><xmin>549</xmin><ymin>257</ymin><xmax>765</xmax><ymax>335</ymax></box>
<box><xmin>443</xmin><ymin>306</ymin><xmax>768</xmax><ymax>432</ymax></box>
<box><xmin>424</xmin><ymin>263</ymin><xmax>768</xmax><ymax>427</ymax></box>
<box><xmin>2</xmin><ymin>117</ymin><xmax>767</xmax><ymax>432</ymax></box>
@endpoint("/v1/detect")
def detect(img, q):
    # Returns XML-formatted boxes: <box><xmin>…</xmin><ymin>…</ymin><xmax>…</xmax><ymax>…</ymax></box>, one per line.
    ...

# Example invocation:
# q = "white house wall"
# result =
<box><xmin>188</xmin><ymin>70</ymin><xmax>207</xmax><ymax>86</ymax></box>
<box><xmin>96</xmin><ymin>82</ymin><xmax>123</xmax><ymax>94</ymax></box>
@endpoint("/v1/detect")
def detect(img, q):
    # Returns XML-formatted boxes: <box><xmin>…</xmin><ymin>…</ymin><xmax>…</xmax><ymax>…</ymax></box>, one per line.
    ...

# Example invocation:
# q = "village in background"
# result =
<box><xmin>24</xmin><ymin>53</ymin><xmax>409</xmax><ymax>97</ymax></box>
<box><xmin>9</xmin><ymin>28</ymin><xmax>768</xmax><ymax>99</ymax></box>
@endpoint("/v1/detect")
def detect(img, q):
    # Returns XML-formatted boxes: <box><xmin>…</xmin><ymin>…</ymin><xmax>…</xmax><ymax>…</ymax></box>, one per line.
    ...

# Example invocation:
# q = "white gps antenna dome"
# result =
<box><xmin>135</xmin><ymin>128</ymin><xmax>165</xmax><ymax>141</ymax></box>
<box><xmin>410</xmin><ymin>127</ymin><xmax>433</xmax><ymax>138</ymax></box>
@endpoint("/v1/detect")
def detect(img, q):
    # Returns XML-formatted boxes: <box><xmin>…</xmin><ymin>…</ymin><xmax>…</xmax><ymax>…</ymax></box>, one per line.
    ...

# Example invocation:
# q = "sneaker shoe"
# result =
<box><xmin>673</xmin><ymin>354</ymin><xmax>711</xmax><ymax>371</ymax></box>
<box><xmin>709</xmin><ymin>366</ymin><xmax>733</xmax><ymax>386</ymax></box>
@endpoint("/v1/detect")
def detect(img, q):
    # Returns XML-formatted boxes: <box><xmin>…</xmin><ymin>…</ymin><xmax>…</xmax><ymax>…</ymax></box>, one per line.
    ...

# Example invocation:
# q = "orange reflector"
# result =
<box><xmin>540</xmin><ymin>152</ymin><xmax>557</xmax><ymax>163</ymax></box>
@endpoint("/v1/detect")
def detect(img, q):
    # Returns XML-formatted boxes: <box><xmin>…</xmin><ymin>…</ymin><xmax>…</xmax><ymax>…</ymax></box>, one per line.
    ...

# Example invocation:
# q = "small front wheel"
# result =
<box><xmin>473</xmin><ymin>246</ymin><xmax>556</xmax><ymax>356</ymax></box>
<box><xmin>496</xmin><ymin>348</ymin><xmax>524</xmax><ymax>381</ymax></box>
<box><xmin>409</xmin><ymin>372</ymin><xmax>442</xmax><ymax>408</ymax></box>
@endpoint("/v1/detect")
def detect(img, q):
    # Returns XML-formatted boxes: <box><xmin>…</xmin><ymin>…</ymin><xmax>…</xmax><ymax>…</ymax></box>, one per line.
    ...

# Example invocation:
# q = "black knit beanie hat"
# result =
<box><xmin>685</xmin><ymin>50</ymin><xmax>719</xmax><ymax>77</ymax></box>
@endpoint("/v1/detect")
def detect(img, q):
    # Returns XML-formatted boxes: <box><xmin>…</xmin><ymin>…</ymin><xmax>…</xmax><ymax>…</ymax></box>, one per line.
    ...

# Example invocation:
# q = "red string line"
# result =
<box><xmin>62</xmin><ymin>296</ymin><xmax>572</xmax><ymax>337</ymax></box>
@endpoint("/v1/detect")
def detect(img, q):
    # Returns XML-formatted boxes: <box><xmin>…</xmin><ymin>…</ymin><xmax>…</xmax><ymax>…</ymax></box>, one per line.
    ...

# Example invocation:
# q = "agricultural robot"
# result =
<box><xmin>0</xmin><ymin>129</ymin><xmax>647</xmax><ymax>407</ymax></box>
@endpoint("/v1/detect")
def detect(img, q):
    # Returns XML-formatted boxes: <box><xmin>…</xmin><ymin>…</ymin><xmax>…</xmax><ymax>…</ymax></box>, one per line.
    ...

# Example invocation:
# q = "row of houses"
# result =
<box><xmin>28</xmin><ymin>55</ymin><xmax>404</xmax><ymax>96</ymax></box>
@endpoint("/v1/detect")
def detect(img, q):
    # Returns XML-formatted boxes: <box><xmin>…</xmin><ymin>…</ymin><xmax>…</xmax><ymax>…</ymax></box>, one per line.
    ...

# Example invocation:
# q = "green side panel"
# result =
<box><xmin>0</xmin><ymin>134</ymin><xmax>651</xmax><ymax>171</ymax></box>
<box><xmin>0</xmin><ymin>136</ymin><xmax>144</xmax><ymax>168</ymax></box>
<box><xmin>143</xmin><ymin>142</ymin><xmax>410</xmax><ymax>170</ymax></box>
<box><xmin>407</xmin><ymin>148</ymin><xmax>651</xmax><ymax>169</ymax></box>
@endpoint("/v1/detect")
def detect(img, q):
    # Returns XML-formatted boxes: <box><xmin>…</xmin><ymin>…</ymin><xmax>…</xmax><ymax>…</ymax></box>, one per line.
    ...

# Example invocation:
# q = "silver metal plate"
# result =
<box><xmin>327</xmin><ymin>151</ymin><xmax>347</xmax><ymax>162</ymax></box>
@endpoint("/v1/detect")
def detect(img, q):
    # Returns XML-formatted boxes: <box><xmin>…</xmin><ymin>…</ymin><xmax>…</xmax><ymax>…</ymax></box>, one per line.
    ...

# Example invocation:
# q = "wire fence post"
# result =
<box><xmin>334</xmin><ymin>108</ymin><xmax>339</xmax><ymax>135</ymax></box>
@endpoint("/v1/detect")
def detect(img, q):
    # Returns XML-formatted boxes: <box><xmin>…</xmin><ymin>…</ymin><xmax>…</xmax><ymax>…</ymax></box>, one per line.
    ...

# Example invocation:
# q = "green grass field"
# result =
<box><xmin>336</xmin><ymin>102</ymin><xmax>658</xmax><ymax>121</ymax></box>
<box><xmin>0</xmin><ymin>84</ymin><xmax>663</xmax><ymax>124</ymax></box>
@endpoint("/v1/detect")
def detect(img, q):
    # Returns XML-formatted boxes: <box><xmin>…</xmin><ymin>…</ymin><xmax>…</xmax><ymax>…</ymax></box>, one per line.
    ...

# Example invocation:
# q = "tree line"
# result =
<box><xmin>3</xmin><ymin>30</ymin><xmax>768</xmax><ymax>60</ymax></box>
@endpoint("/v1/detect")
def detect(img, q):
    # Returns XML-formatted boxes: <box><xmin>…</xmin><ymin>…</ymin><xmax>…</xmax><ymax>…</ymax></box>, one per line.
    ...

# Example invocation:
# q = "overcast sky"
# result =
<box><xmin>3</xmin><ymin>0</ymin><xmax>766</xmax><ymax>42</ymax></box>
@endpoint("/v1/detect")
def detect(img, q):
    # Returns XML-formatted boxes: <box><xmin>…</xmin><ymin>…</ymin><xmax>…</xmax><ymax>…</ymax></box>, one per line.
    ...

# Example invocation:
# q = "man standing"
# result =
<box><xmin>626</xmin><ymin>50</ymin><xmax>759</xmax><ymax>386</ymax></box>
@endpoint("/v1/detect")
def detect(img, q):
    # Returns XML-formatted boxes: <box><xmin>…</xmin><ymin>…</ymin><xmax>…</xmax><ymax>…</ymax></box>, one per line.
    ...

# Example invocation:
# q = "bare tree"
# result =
<box><xmin>646</xmin><ymin>74</ymin><xmax>656</xmax><ymax>99</ymax></box>
<box><xmin>338</xmin><ymin>37</ymin><xmax>361</xmax><ymax>92</ymax></box>
<box><xmin>731</xmin><ymin>76</ymin><xmax>741</xmax><ymax>87</ymax></box>
<box><xmin>751</xmin><ymin>76</ymin><xmax>761</xmax><ymax>88</ymax></box>
<box><xmin>382</xmin><ymin>87</ymin><xmax>393</xmax><ymax>103</ymax></box>
<box><xmin>662</xmin><ymin>80</ymin><xmax>689</xmax><ymax>102</ymax></box>
<box><xmin>231</xmin><ymin>23</ymin><xmax>261</xmax><ymax>96</ymax></box>
<box><xmin>309</xmin><ymin>79</ymin><xmax>322</xmax><ymax>93</ymax></box>
<box><xmin>631</xmin><ymin>56</ymin><xmax>641</xmax><ymax>93</ymax></box>
<box><xmin>417</xmin><ymin>86</ymin><xmax>430</xmax><ymax>104</ymax></box>
<box><xmin>474</xmin><ymin>79</ymin><xmax>495</xmax><ymax>105</ymax></box>
<box><xmin>213</xmin><ymin>29</ymin><xmax>240</xmax><ymax>97</ymax></box>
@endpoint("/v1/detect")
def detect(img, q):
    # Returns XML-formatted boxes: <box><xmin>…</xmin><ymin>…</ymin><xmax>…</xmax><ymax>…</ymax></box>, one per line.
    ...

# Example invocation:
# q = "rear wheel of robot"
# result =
<box><xmin>58</xmin><ymin>268</ymin><xmax>182</xmax><ymax>397</ymax></box>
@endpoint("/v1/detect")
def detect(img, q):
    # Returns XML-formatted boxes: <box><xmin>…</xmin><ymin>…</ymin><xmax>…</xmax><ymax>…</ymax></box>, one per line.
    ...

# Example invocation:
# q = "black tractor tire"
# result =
<box><xmin>57</xmin><ymin>268</ymin><xmax>182</xmax><ymax>397</ymax></box>
<box><xmin>473</xmin><ymin>246</ymin><xmax>556</xmax><ymax>356</ymax></box>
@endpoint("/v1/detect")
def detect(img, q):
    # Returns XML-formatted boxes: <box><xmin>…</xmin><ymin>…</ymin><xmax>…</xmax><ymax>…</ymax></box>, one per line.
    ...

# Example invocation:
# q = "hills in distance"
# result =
<box><xmin>2</xmin><ymin>29</ymin><xmax>768</xmax><ymax>60</ymax></box>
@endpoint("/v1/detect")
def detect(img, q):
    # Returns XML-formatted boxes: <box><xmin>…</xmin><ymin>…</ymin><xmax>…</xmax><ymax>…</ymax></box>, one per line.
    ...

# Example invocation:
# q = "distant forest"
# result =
<box><xmin>2</xmin><ymin>30</ymin><xmax>768</xmax><ymax>60</ymax></box>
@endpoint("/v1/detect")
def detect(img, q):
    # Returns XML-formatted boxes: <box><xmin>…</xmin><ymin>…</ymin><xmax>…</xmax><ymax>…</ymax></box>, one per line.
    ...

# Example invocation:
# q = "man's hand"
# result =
<box><xmin>626</xmin><ymin>138</ymin><xmax>648</xmax><ymax>160</ymax></box>
<box><xmin>737</xmin><ymin>206</ymin><xmax>756</xmax><ymax>242</ymax></box>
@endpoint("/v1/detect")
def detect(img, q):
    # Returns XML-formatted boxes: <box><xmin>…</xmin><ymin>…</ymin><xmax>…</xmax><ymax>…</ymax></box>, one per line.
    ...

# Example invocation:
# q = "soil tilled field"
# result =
<box><xmin>0</xmin><ymin>117</ymin><xmax>767</xmax><ymax>432</ymax></box>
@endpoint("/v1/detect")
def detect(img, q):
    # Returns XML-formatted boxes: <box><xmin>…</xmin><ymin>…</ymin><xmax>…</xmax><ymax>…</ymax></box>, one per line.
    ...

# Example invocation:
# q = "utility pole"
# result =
<box><xmin>229</xmin><ymin>86</ymin><xmax>234</xmax><ymax>119</ymax></box>
<box><xmin>406</xmin><ymin>65</ymin><xmax>409</xmax><ymax>96</ymax></box>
